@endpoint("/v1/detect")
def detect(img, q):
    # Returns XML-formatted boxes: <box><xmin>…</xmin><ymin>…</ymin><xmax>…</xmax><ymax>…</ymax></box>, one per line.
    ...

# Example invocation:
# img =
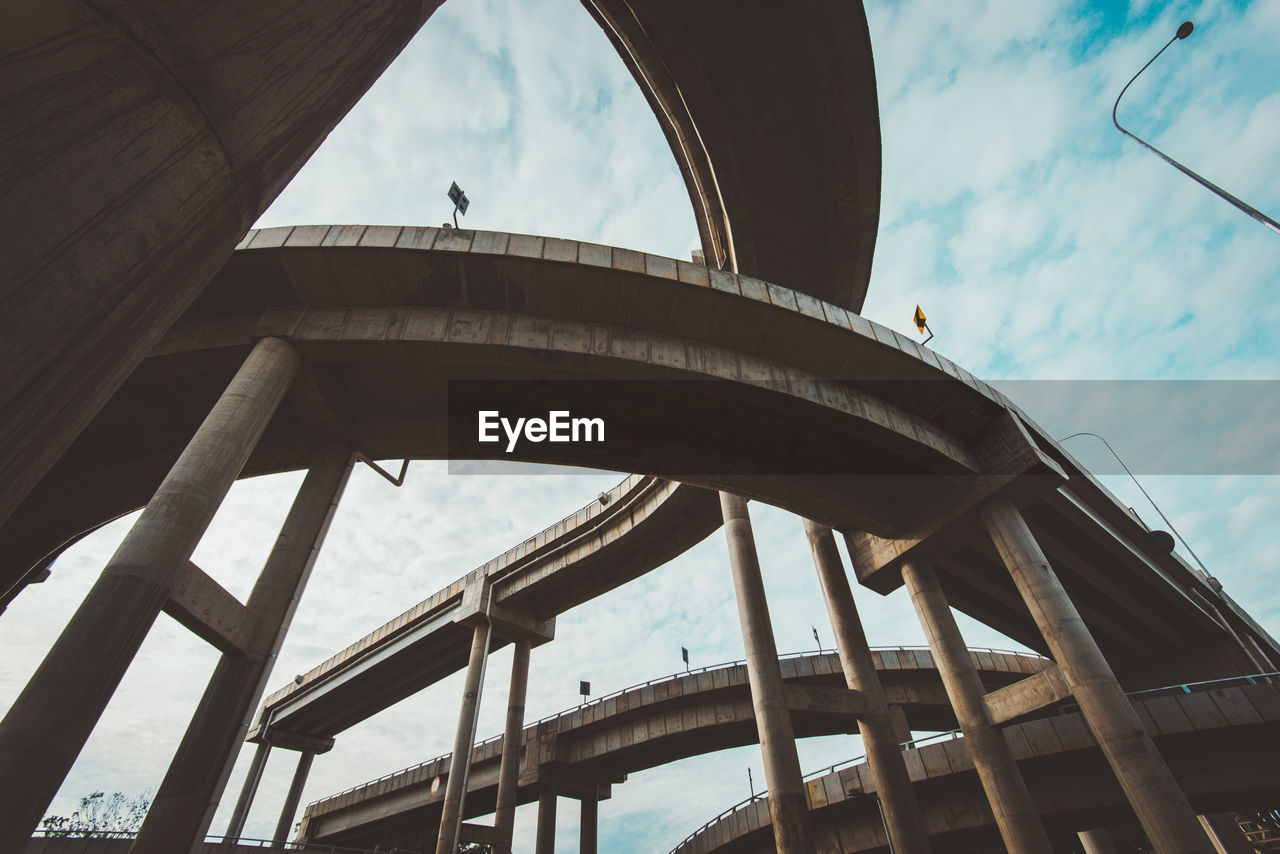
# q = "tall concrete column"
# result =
<box><xmin>981</xmin><ymin>500</ymin><xmax>1212</xmax><ymax>854</ymax></box>
<box><xmin>720</xmin><ymin>492</ymin><xmax>815</xmax><ymax>854</ymax></box>
<box><xmin>802</xmin><ymin>519</ymin><xmax>931</xmax><ymax>854</ymax></box>
<box><xmin>224</xmin><ymin>741</ymin><xmax>272</xmax><ymax>841</ymax></box>
<box><xmin>536</xmin><ymin>791</ymin><xmax>557</xmax><ymax>854</ymax></box>
<box><xmin>0</xmin><ymin>337</ymin><xmax>300</xmax><ymax>849</ymax></box>
<box><xmin>495</xmin><ymin>639</ymin><xmax>532</xmax><ymax>853</ymax></box>
<box><xmin>0</xmin><ymin>0</ymin><xmax>441</xmax><ymax>546</ymax></box>
<box><xmin>435</xmin><ymin>621</ymin><xmax>493</xmax><ymax>854</ymax></box>
<box><xmin>887</xmin><ymin>704</ymin><xmax>912</xmax><ymax>745</ymax></box>
<box><xmin>1198</xmin><ymin>813</ymin><xmax>1254</xmax><ymax>854</ymax></box>
<box><xmin>1078</xmin><ymin>829</ymin><xmax>1119</xmax><ymax>854</ymax></box>
<box><xmin>133</xmin><ymin>441</ymin><xmax>354</xmax><ymax>852</ymax></box>
<box><xmin>580</xmin><ymin>793</ymin><xmax>598</xmax><ymax>854</ymax></box>
<box><xmin>272</xmin><ymin>750</ymin><xmax>315</xmax><ymax>846</ymax></box>
<box><xmin>900</xmin><ymin>560</ymin><xmax>1053</xmax><ymax>854</ymax></box>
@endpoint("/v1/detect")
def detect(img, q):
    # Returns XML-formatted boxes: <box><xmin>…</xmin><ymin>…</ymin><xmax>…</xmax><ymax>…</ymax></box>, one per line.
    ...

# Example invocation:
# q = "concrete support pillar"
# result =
<box><xmin>536</xmin><ymin>791</ymin><xmax>557</xmax><ymax>854</ymax></box>
<box><xmin>803</xmin><ymin>519</ymin><xmax>931</xmax><ymax>854</ymax></box>
<box><xmin>435</xmin><ymin>621</ymin><xmax>493</xmax><ymax>854</ymax></box>
<box><xmin>887</xmin><ymin>704</ymin><xmax>912</xmax><ymax>745</ymax></box>
<box><xmin>1078</xmin><ymin>828</ymin><xmax>1119</xmax><ymax>854</ymax></box>
<box><xmin>580</xmin><ymin>793</ymin><xmax>598</xmax><ymax>854</ymax></box>
<box><xmin>900</xmin><ymin>560</ymin><xmax>1053</xmax><ymax>854</ymax></box>
<box><xmin>720</xmin><ymin>492</ymin><xmax>815</xmax><ymax>854</ymax></box>
<box><xmin>225</xmin><ymin>741</ymin><xmax>273</xmax><ymax>841</ymax></box>
<box><xmin>133</xmin><ymin>441</ymin><xmax>354</xmax><ymax>852</ymax></box>
<box><xmin>272</xmin><ymin>750</ymin><xmax>315</xmax><ymax>846</ymax></box>
<box><xmin>495</xmin><ymin>639</ymin><xmax>532</xmax><ymax>853</ymax></box>
<box><xmin>1198</xmin><ymin>813</ymin><xmax>1254</xmax><ymax>854</ymax></box>
<box><xmin>0</xmin><ymin>0</ymin><xmax>438</xmax><ymax>544</ymax></box>
<box><xmin>0</xmin><ymin>337</ymin><xmax>300</xmax><ymax>849</ymax></box>
<box><xmin>981</xmin><ymin>499</ymin><xmax>1212</xmax><ymax>854</ymax></box>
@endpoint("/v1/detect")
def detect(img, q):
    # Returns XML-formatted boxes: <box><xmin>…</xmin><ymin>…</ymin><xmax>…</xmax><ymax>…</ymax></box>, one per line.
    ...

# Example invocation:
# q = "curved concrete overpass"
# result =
<box><xmin>4</xmin><ymin>228</ymin><xmax>1267</xmax><ymax>680</ymax></box>
<box><xmin>295</xmin><ymin>648</ymin><xmax>1049</xmax><ymax>848</ymax></box>
<box><xmin>8</xmin><ymin>2</ymin><xmax>1271</xmax><ymax>851</ymax></box>
<box><xmin>580</xmin><ymin>0</ymin><xmax>881</xmax><ymax>311</ymax></box>
<box><xmin>673</xmin><ymin>679</ymin><xmax>1280</xmax><ymax>854</ymax></box>
<box><xmin>251</xmin><ymin>475</ymin><xmax>721</xmax><ymax>745</ymax></box>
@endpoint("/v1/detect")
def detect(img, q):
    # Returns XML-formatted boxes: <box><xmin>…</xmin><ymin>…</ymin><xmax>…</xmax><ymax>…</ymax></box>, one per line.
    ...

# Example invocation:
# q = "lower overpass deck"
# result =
<box><xmin>298</xmin><ymin>648</ymin><xmax>1047</xmax><ymax>847</ymax></box>
<box><xmin>673</xmin><ymin>677</ymin><xmax>1280</xmax><ymax>854</ymax></box>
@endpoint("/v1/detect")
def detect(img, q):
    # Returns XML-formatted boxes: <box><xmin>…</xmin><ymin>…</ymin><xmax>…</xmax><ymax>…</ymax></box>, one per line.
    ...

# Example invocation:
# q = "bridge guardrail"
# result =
<box><xmin>28</xmin><ymin>831</ymin><xmax>420</xmax><ymax>853</ymax></box>
<box><xmin>306</xmin><ymin>645</ymin><xmax>1043</xmax><ymax>810</ymax></box>
<box><xmin>666</xmin><ymin>669</ymin><xmax>1280</xmax><ymax>853</ymax></box>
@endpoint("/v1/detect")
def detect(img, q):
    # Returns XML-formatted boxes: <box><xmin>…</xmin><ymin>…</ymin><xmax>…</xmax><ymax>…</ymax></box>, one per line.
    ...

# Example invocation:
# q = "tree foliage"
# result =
<box><xmin>39</xmin><ymin>791</ymin><xmax>152</xmax><ymax>837</ymax></box>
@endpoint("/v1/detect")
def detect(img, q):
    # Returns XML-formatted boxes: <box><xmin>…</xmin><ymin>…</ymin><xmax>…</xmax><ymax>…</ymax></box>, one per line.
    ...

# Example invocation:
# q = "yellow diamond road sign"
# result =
<box><xmin>914</xmin><ymin>305</ymin><xmax>927</xmax><ymax>333</ymax></box>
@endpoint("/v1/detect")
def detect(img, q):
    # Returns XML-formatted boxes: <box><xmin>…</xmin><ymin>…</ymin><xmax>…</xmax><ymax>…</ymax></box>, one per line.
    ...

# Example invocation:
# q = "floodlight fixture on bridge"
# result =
<box><xmin>1112</xmin><ymin>20</ymin><xmax>1280</xmax><ymax>236</ymax></box>
<box><xmin>579</xmin><ymin>680</ymin><xmax>591</xmax><ymax>703</ymax></box>
<box><xmin>447</xmin><ymin>181</ymin><xmax>470</xmax><ymax>229</ymax></box>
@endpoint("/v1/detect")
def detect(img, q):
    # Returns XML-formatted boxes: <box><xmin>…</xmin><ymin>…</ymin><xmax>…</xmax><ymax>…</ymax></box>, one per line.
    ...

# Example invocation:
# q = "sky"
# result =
<box><xmin>3</xmin><ymin>0</ymin><xmax>1279</xmax><ymax>851</ymax></box>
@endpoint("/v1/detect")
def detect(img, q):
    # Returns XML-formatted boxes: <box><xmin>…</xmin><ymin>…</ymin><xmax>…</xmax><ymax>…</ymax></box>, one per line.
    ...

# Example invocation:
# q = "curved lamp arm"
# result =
<box><xmin>1113</xmin><ymin>21</ymin><xmax>1280</xmax><ymax>236</ymax></box>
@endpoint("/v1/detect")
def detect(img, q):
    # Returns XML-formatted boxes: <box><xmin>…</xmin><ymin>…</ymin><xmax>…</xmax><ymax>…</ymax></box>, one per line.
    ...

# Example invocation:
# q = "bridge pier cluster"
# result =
<box><xmin>714</xmin><ymin>491</ymin><xmax>1239</xmax><ymax>854</ymax></box>
<box><xmin>0</xmin><ymin>315</ymin><xmax>1266</xmax><ymax>854</ymax></box>
<box><xmin>4</xmin><ymin>2</ymin><xmax>1277</xmax><ymax>850</ymax></box>
<box><xmin>0</xmin><ymin>338</ymin><xmax>355</xmax><ymax>852</ymax></box>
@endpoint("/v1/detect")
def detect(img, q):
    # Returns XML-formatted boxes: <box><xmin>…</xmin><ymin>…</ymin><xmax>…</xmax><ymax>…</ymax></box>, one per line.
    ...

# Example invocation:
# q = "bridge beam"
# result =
<box><xmin>901</xmin><ymin>559</ymin><xmax>1054</xmax><ymax>854</ymax></box>
<box><xmin>0</xmin><ymin>336</ymin><xmax>300</xmax><ymax>849</ymax></box>
<box><xmin>720</xmin><ymin>492</ymin><xmax>815</xmax><ymax>854</ymax></box>
<box><xmin>981</xmin><ymin>499</ymin><xmax>1213</xmax><ymax>854</ymax></box>
<box><xmin>436</xmin><ymin>620</ymin><xmax>493</xmax><ymax>854</ymax></box>
<box><xmin>804</xmin><ymin>519</ymin><xmax>931</xmax><ymax>854</ymax></box>
<box><xmin>134</xmin><ymin>441</ymin><xmax>353</xmax><ymax>852</ymax></box>
<box><xmin>495</xmin><ymin>638</ymin><xmax>532</xmax><ymax>853</ymax></box>
<box><xmin>163</xmin><ymin>561</ymin><xmax>256</xmax><ymax>655</ymax></box>
<box><xmin>982</xmin><ymin>662</ymin><xmax>1071</xmax><ymax>725</ymax></box>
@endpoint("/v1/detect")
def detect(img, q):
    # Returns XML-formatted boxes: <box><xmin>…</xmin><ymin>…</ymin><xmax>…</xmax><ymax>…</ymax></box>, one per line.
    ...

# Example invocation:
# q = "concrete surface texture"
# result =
<box><xmin>3</xmin><ymin>1</ymin><xmax>1278</xmax><ymax>852</ymax></box>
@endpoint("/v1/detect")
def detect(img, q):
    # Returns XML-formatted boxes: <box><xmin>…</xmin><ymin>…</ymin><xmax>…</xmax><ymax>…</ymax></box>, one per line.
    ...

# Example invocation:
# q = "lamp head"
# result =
<box><xmin>1177</xmin><ymin>21</ymin><xmax>1194</xmax><ymax>39</ymax></box>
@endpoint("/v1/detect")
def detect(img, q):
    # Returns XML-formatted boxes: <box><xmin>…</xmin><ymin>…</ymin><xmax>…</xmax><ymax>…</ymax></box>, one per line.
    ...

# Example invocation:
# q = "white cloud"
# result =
<box><xmin>5</xmin><ymin>0</ymin><xmax>1279</xmax><ymax>851</ymax></box>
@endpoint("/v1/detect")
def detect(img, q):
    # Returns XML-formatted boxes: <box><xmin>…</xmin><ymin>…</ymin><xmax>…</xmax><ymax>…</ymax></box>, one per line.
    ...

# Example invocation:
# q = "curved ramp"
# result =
<box><xmin>582</xmin><ymin>0</ymin><xmax>881</xmax><ymax>312</ymax></box>
<box><xmin>673</xmin><ymin>679</ymin><xmax>1280</xmax><ymax>853</ymax></box>
<box><xmin>297</xmin><ymin>648</ymin><xmax>1048</xmax><ymax>846</ymax></box>
<box><xmin>4</xmin><ymin>229</ymin><xmax>1266</xmax><ymax>676</ymax></box>
<box><xmin>253</xmin><ymin>476</ymin><xmax>720</xmax><ymax>743</ymax></box>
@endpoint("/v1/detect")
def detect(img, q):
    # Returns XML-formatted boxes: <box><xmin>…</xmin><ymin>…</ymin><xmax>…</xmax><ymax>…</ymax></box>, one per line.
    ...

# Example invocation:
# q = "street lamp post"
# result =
<box><xmin>1112</xmin><ymin>21</ymin><xmax>1280</xmax><ymax>236</ymax></box>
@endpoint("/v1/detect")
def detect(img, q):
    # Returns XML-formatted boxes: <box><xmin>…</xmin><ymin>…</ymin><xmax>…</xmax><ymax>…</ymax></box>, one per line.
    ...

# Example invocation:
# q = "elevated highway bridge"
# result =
<box><xmin>3</xmin><ymin>1</ymin><xmax>1277</xmax><ymax>853</ymax></box>
<box><xmin>294</xmin><ymin>648</ymin><xmax>1049</xmax><ymax>848</ymax></box>
<box><xmin>672</xmin><ymin>676</ymin><xmax>1280</xmax><ymax>854</ymax></box>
